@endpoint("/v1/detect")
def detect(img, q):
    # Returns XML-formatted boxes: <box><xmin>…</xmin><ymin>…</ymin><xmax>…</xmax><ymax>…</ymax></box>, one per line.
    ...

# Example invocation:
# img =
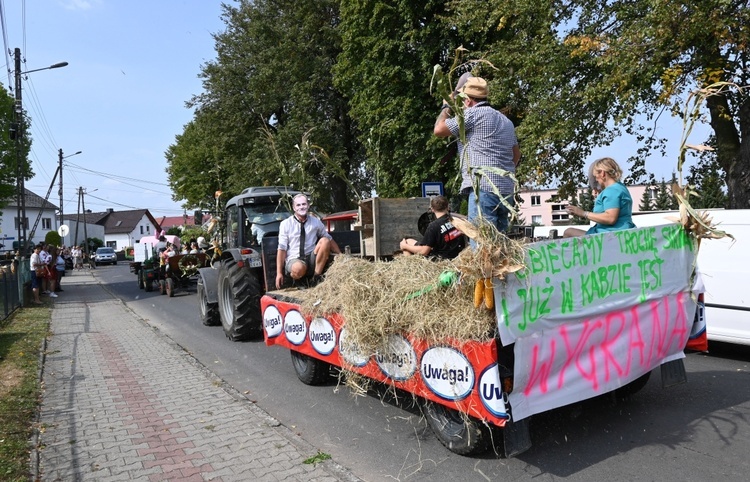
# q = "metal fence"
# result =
<box><xmin>0</xmin><ymin>259</ymin><xmax>25</xmax><ymax>321</ymax></box>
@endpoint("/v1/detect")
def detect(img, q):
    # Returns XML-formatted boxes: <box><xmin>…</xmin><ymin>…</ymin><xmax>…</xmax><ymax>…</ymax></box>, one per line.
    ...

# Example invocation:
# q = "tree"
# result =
<box><xmin>687</xmin><ymin>157</ymin><xmax>728</xmax><ymax>208</ymax></box>
<box><xmin>445</xmin><ymin>0</ymin><xmax>749</xmax><ymax>208</ymax></box>
<box><xmin>654</xmin><ymin>178</ymin><xmax>677</xmax><ymax>211</ymax></box>
<box><xmin>168</xmin><ymin>0</ymin><xmax>365</xmax><ymax>213</ymax></box>
<box><xmin>335</xmin><ymin>0</ymin><xmax>478</xmax><ymax>198</ymax></box>
<box><xmin>638</xmin><ymin>184</ymin><xmax>655</xmax><ymax>212</ymax></box>
<box><xmin>0</xmin><ymin>84</ymin><xmax>33</xmax><ymax>209</ymax></box>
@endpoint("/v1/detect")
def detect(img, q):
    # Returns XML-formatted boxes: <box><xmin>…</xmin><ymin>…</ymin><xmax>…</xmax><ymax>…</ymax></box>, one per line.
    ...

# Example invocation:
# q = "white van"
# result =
<box><xmin>633</xmin><ymin>209</ymin><xmax>750</xmax><ymax>345</ymax></box>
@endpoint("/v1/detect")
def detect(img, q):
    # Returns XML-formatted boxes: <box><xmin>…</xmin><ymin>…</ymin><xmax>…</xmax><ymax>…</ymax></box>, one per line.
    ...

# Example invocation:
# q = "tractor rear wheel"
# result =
<box><xmin>218</xmin><ymin>258</ymin><xmax>263</xmax><ymax>341</ymax></box>
<box><xmin>166</xmin><ymin>277</ymin><xmax>175</xmax><ymax>297</ymax></box>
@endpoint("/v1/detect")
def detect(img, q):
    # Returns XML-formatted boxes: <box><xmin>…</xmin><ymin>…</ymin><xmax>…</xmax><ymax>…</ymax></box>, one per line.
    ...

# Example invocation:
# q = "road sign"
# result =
<box><xmin>421</xmin><ymin>182</ymin><xmax>444</xmax><ymax>197</ymax></box>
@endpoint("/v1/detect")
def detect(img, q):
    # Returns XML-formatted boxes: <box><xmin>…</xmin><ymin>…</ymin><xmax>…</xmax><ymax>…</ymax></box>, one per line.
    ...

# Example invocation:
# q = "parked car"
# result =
<box><xmin>94</xmin><ymin>247</ymin><xmax>118</xmax><ymax>265</ymax></box>
<box><xmin>633</xmin><ymin>209</ymin><xmax>750</xmax><ymax>346</ymax></box>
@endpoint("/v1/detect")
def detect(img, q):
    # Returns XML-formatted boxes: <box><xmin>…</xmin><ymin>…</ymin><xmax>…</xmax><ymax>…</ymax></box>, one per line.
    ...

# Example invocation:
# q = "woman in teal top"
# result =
<box><xmin>564</xmin><ymin>157</ymin><xmax>636</xmax><ymax>237</ymax></box>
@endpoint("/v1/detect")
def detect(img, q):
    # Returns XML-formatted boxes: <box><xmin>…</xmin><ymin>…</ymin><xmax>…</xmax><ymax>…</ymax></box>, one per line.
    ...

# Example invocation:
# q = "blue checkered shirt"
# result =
<box><xmin>446</xmin><ymin>102</ymin><xmax>518</xmax><ymax>196</ymax></box>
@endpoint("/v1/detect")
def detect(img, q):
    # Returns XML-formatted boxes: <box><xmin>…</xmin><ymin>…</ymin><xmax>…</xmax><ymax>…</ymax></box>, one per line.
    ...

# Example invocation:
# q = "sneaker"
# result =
<box><xmin>49</xmin><ymin>292</ymin><xmax>58</xmax><ymax>298</ymax></box>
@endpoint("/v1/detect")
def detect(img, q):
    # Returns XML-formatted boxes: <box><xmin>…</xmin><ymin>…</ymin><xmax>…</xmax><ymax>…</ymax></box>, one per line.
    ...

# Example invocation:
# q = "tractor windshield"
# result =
<box><xmin>241</xmin><ymin>202</ymin><xmax>293</xmax><ymax>246</ymax></box>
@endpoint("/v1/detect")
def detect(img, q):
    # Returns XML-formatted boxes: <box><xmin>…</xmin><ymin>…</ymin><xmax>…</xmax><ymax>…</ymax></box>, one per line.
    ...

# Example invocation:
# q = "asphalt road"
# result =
<box><xmin>93</xmin><ymin>264</ymin><xmax>750</xmax><ymax>481</ymax></box>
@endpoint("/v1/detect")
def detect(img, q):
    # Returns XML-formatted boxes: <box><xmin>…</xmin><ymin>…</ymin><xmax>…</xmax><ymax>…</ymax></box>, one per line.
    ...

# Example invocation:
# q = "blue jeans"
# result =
<box><xmin>468</xmin><ymin>190</ymin><xmax>514</xmax><ymax>233</ymax></box>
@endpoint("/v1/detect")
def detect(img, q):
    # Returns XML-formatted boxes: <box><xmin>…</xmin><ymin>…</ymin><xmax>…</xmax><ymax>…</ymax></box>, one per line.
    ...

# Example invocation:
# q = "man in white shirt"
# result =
<box><xmin>276</xmin><ymin>194</ymin><xmax>340</xmax><ymax>289</ymax></box>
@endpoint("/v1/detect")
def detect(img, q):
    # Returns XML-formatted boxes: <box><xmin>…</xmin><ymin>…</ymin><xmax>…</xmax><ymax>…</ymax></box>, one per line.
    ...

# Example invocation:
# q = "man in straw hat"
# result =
<box><xmin>434</xmin><ymin>76</ymin><xmax>520</xmax><ymax>233</ymax></box>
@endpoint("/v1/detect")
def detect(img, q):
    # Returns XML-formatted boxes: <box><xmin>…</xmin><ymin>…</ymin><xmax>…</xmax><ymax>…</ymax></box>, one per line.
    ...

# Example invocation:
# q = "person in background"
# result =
<box><xmin>29</xmin><ymin>244</ymin><xmax>44</xmax><ymax>305</ymax></box>
<box><xmin>45</xmin><ymin>245</ymin><xmax>59</xmax><ymax>298</ymax></box>
<box><xmin>55</xmin><ymin>248</ymin><xmax>66</xmax><ymax>292</ymax></box>
<box><xmin>434</xmin><ymin>76</ymin><xmax>521</xmax><ymax>233</ymax></box>
<box><xmin>189</xmin><ymin>242</ymin><xmax>199</xmax><ymax>254</ymax></box>
<box><xmin>564</xmin><ymin>157</ymin><xmax>636</xmax><ymax>237</ymax></box>
<box><xmin>276</xmin><ymin>193</ymin><xmax>340</xmax><ymax>289</ymax></box>
<box><xmin>400</xmin><ymin>195</ymin><xmax>466</xmax><ymax>260</ymax></box>
<box><xmin>72</xmin><ymin>245</ymin><xmax>82</xmax><ymax>270</ymax></box>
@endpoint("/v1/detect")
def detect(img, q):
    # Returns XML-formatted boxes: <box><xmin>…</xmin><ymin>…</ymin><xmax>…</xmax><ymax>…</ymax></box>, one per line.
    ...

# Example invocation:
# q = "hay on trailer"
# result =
<box><xmin>293</xmin><ymin>218</ymin><xmax>527</xmax><ymax>358</ymax></box>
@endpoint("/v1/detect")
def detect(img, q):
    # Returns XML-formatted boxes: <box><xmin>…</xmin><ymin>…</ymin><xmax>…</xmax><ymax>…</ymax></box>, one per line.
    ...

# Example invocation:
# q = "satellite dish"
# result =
<box><xmin>58</xmin><ymin>224</ymin><xmax>70</xmax><ymax>237</ymax></box>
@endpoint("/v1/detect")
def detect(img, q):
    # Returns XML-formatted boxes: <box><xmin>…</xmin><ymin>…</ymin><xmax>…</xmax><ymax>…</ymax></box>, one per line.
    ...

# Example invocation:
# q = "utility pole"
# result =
<box><xmin>81</xmin><ymin>187</ymin><xmax>89</xmax><ymax>258</ymax></box>
<box><xmin>59</xmin><ymin>149</ymin><xmax>64</xmax><ymax>230</ymax></box>
<box><xmin>12</xmin><ymin>48</ymin><xmax>68</xmax><ymax>256</ymax></box>
<box><xmin>14</xmin><ymin>48</ymin><xmax>24</xmax><ymax>256</ymax></box>
<box><xmin>58</xmin><ymin>149</ymin><xmax>81</xmax><ymax>246</ymax></box>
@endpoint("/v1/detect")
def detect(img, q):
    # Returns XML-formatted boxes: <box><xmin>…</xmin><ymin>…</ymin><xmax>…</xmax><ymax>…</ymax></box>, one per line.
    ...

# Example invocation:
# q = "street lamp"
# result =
<box><xmin>59</xmin><ymin>149</ymin><xmax>82</xmax><ymax>237</ymax></box>
<box><xmin>14</xmin><ymin>48</ymin><xmax>68</xmax><ymax>256</ymax></box>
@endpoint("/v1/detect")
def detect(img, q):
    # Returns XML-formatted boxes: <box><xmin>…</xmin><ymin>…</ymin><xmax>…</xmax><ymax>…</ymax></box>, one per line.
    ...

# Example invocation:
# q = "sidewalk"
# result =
<box><xmin>34</xmin><ymin>268</ymin><xmax>359</xmax><ymax>482</ymax></box>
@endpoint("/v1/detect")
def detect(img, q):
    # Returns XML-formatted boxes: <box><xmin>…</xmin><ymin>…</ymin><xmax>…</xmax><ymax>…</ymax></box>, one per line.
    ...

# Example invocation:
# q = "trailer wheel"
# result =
<box><xmin>218</xmin><ymin>258</ymin><xmax>263</xmax><ymax>341</ymax></box>
<box><xmin>290</xmin><ymin>351</ymin><xmax>331</xmax><ymax>385</ymax></box>
<box><xmin>198</xmin><ymin>278</ymin><xmax>220</xmax><ymax>326</ymax></box>
<box><xmin>144</xmin><ymin>275</ymin><xmax>153</xmax><ymax>292</ymax></box>
<box><xmin>137</xmin><ymin>270</ymin><xmax>145</xmax><ymax>290</ymax></box>
<box><xmin>159</xmin><ymin>279</ymin><xmax>167</xmax><ymax>295</ymax></box>
<box><xmin>615</xmin><ymin>371</ymin><xmax>651</xmax><ymax>399</ymax></box>
<box><xmin>166</xmin><ymin>277</ymin><xmax>175</xmax><ymax>297</ymax></box>
<box><xmin>423</xmin><ymin>400</ymin><xmax>491</xmax><ymax>455</ymax></box>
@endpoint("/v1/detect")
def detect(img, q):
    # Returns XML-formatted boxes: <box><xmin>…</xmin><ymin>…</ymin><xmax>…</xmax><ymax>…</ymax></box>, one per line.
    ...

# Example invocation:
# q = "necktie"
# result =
<box><xmin>298</xmin><ymin>217</ymin><xmax>306</xmax><ymax>260</ymax></box>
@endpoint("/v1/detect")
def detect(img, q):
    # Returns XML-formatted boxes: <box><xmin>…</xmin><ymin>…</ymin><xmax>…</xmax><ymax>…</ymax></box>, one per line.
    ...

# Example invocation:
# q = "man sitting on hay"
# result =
<box><xmin>276</xmin><ymin>193</ymin><xmax>341</xmax><ymax>289</ymax></box>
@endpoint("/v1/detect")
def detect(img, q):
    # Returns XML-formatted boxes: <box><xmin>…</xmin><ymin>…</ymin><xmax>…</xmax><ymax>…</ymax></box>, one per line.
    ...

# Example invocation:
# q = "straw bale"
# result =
<box><xmin>294</xmin><ymin>218</ymin><xmax>527</xmax><ymax>357</ymax></box>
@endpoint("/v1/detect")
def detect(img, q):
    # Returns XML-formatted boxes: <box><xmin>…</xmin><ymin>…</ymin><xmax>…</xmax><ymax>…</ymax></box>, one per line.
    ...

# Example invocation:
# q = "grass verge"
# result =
<box><xmin>0</xmin><ymin>303</ymin><xmax>51</xmax><ymax>481</ymax></box>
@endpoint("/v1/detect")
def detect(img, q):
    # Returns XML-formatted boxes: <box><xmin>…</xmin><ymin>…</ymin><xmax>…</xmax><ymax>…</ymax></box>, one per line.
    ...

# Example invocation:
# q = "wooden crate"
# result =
<box><xmin>355</xmin><ymin>197</ymin><xmax>430</xmax><ymax>258</ymax></box>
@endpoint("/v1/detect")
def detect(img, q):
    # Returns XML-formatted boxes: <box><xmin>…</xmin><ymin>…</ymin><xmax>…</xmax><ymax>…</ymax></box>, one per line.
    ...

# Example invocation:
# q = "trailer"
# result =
<box><xmin>260</xmin><ymin>220</ymin><xmax>705</xmax><ymax>456</ymax></box>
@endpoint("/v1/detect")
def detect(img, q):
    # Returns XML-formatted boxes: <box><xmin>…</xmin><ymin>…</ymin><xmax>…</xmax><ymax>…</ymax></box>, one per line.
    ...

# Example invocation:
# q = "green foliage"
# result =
<box><xmin>638</xmin><ymin>184</ymin><xmax>655</xmax><ymax>212</ymax></box>
<box><xmin>0</xmin><ymin>306</ymin><xmax>49</xmax><ymax>481</ymax></box>
<box><xmin>44</xmin><ymin>230</ymin><xmax>62</xmax><ymax>247</ymax></box>
<box><xmin>168</xmin><ymin>0</ymin><xmax>748</xmax><ymax>209</ymax></box>
<box><xmin>574</xmin><ymin>189</ymin><xmax>596</xmax><ymax>224</ymax></box>
<box><xmin>303</xmin><ymin>451</ymin><xmax>332</xmax><ymax>465</ymax></box>
<box><xmin>687</xmin><ymin>157</ymin><xmax>728</xmax><ymax>209</ymax></box>
<box><xmin>166</xmin><ymin>227</ymin><xmax>182</xmax><ymax>236</ymax></box>
<box><xmin>0</xmin><ymin>85</ymin><xmax>32</xmax><ymax>209</ymax></box>
<box><xmin>86</xmin><ymin>237</ymin><xmax>104</xmax><ymax>251</ymax></box>
<box><xmin>654</xmin><ymin>179</ymin><xmax>678</xmax><ymax>211</ymax></box>
<box><xmin>168</xmin><ymin>0</ymin><xmax>365</xmax><ymax>212</ymax></box>
<box><xmin>180</xmin><ymin>226</ymin><xmax>206</xmax><ymax>247</ymax></box>
<box><xmin>446</xmin><ymin>0</ymin><xmax>749</xmax><ymax>207</ymax></box>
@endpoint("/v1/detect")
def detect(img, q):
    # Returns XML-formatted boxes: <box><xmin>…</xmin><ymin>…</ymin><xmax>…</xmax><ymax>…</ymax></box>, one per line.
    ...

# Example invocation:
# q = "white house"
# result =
<box><xmin>1</xmin><ymin>188</ymin><xmax>62</xmax><ymax>251</ymax></box>
<box><xmin>64</xmin><ymin>208</ymin><xmax>160</xmax><ymax>251</ymax></box>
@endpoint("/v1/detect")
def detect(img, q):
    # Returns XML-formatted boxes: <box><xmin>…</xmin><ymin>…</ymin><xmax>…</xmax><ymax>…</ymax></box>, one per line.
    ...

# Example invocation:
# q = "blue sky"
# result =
<box><xmin>1</xmin><ymin>0</ymin><xmax>225</xmax><ymax>219</ymax></box>
<box><xmin>1</xmin><ymin>1</ymin><xmax>709</xmax><ymax>222</ymax></box>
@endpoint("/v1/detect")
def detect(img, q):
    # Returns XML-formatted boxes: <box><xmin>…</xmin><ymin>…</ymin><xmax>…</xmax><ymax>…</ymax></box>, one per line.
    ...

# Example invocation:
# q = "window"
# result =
<box><xmin>532</xmin><ymin>215</ymin><xmax>542</xmax><ymax>225</ymax></box>
<box><xmin>531</xmin><ymin>195</ymin><xmax>541</xmax><ymax>206</ymax></box>
<box><xmin>551</xmin><ymin>204</ymin><xmax>567</xmax><ymax>211</ymax></box>
<box><xmin>552</xmin><ymin>213</ymin><xmax>570</xmax><ymax>221</ymax></box>
<box><xmin>140</xmin><ymin>226</ymin><xmax>144</xmax><ymax>234</ymax></box>
<box><xmin>106</xmin><ymin>241</ymin><xmax>117</xmax><ymax>248</ymax></box>
<box><xmin>14</xmin><ymin>217</ymin><xmax>29</xmax><ymax>229</ymax></box>
<box><xmin>42</xmin><ymin>218</ymin><xmax>52</xmax><ymax>230</ymax></box>
<box><xmin>146</xmin><ymin>225</ymin><xmax>150</xmax><ymax>233</ymax></box>
<box><xmin>649</xmin><ymin>188</ymin><xmax>657</xmax><ymax>201</ymax></box>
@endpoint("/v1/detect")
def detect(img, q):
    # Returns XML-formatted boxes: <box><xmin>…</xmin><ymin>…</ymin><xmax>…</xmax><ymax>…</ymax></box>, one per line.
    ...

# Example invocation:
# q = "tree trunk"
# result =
<box><xmin>706</xmin><ymin>92</ymin><xmax>749</xmax><ymax>209</ymax></box>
